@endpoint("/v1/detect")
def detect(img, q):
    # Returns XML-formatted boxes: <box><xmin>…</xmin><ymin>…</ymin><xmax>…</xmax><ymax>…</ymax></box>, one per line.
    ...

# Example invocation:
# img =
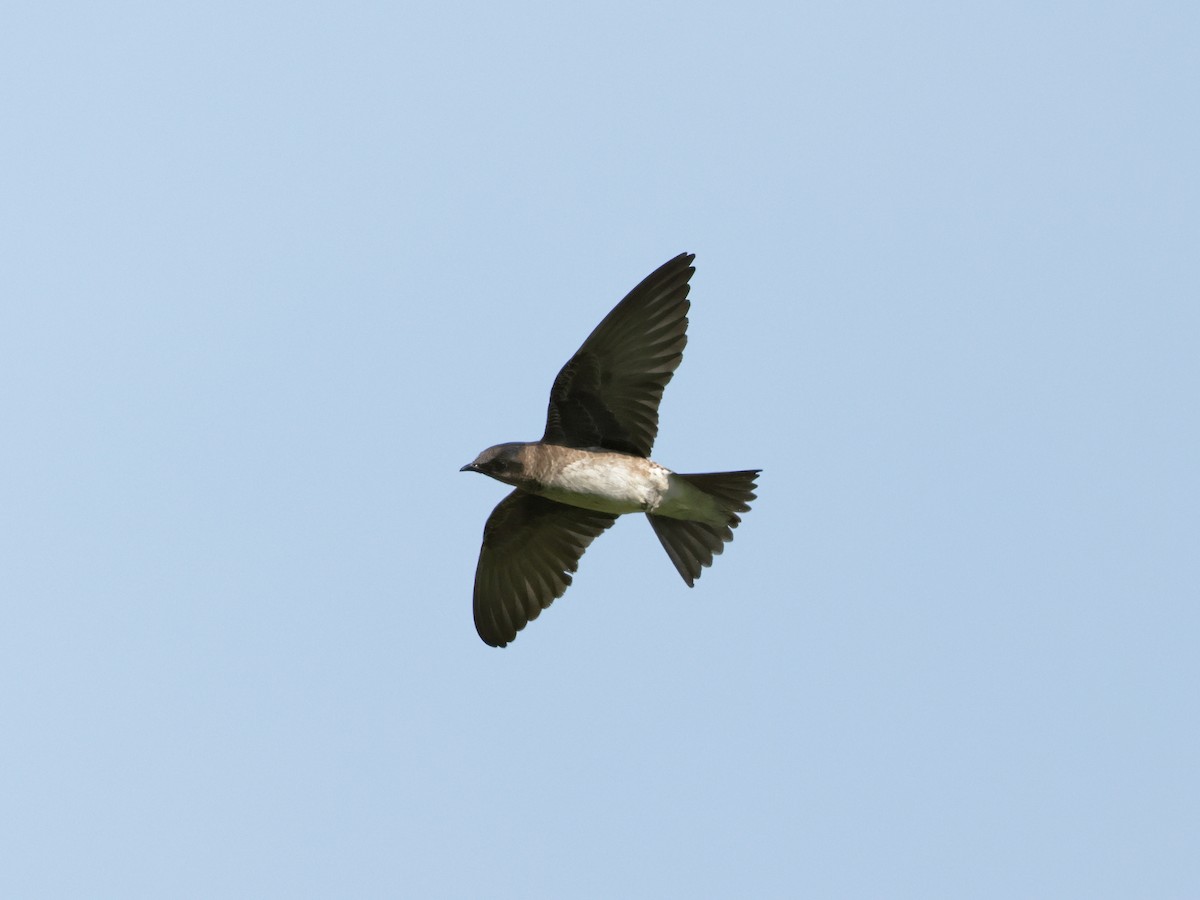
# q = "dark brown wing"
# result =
<box><xmin>473</xmin><ymin>491</ymin><xmax>618</xmax><ymax>648</ymax></box>
<box><xmin>542</xmin><ymin>253</ymin><xmax>694</xmax><ymax>457</ymax></box>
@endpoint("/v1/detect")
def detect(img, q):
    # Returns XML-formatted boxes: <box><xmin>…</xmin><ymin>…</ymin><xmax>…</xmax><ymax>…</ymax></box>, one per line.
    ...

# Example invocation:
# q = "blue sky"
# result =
<box><xmin>3</xmin><ymin>2</ymin><xmax>1197</xmax><ymax>897</ymax></box>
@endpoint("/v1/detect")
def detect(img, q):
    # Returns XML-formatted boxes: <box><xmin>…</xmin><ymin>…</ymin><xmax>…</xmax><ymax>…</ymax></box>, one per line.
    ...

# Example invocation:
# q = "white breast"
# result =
<box><xmin>537</xmin><ymin>456</ymin><xmax>669</xmax><ymax>515</ymax></box>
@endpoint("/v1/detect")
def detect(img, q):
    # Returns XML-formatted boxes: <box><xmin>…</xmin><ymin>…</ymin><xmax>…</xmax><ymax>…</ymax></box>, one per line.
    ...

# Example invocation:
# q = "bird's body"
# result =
<box><xmin>535</xmin><ymin>448</ymin><xmax>669</xmax><ymax>516</ymax></box>
<box><xmin>462</xmin><ymin>253</ymin><xmax>760</xmax><ymax>647</ymax></box>
<box><xmin>473</xmin><ymin>442</ymin><xmax>727</xmax><ymax>524</ymax></box>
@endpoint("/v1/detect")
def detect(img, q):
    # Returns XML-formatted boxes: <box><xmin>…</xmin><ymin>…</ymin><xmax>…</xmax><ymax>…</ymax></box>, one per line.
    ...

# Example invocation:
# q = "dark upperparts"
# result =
<box><xmin>540</xmin><ymin>252</ymin><xmax>694</xmax><ymax>457</ymax></box>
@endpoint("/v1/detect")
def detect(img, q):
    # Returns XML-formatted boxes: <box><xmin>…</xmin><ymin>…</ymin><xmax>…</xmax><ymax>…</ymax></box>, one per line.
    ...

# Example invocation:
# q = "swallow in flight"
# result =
<box><xmin>462</xmin><ymin>253</ymin><xmax>759</xmax><ymax>647</ymax></box>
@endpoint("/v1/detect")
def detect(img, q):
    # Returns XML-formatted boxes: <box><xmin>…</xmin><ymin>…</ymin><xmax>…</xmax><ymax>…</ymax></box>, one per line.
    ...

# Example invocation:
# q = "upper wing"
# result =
<box><xmin>542</xmin><ymin>253</ymin><xmax>694</xmax><ymax>457</ymax></box>
<box><xmin>473</xmin><ymin>490</ymin><xmax>618</xmax><ymax>648</ymax></box>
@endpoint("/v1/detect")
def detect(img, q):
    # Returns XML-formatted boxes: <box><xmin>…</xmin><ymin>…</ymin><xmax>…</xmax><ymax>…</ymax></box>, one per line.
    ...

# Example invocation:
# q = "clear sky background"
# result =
<box><xmin>3</xmin><ymin>2</ymin><xmax>1197</xmax><ymax>898</ymax></box>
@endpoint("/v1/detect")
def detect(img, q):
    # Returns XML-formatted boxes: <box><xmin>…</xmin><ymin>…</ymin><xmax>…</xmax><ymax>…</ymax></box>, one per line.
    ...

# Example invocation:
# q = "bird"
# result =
<box><xmin>461</xmin><ymin>252</ymin><xmax>760</xmax><ymax>647</ymax></box>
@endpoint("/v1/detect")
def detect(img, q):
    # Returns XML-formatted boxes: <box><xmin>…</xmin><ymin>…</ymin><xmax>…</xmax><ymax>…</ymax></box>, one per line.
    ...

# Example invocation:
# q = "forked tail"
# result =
<box><xmin>647</xmin><ymin>470</ymin><xmax>760</xmax><ymax>586</ymax></box>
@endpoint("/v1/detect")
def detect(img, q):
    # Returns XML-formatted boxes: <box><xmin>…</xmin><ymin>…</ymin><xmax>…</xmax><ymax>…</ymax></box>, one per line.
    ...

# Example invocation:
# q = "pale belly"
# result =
<box><xmin>534</xmin><ymin>456</ymin><xmax>666</xmax><ymax>515</ymax></box>
<box><xmin>532</xmin><ymin>454</ymin><xmax>723</xmax><ymax>524</ymax></box>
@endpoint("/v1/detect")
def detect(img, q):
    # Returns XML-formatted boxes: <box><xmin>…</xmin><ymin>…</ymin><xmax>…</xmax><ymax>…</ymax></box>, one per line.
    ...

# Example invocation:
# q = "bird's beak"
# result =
<box><xmin>460</xmin><ymin>463</ymin><xmax>475</xmax><ymax>473</ymax></box>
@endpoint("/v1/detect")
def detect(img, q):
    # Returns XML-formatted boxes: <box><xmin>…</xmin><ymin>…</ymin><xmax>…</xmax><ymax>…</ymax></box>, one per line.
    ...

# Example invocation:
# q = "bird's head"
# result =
<box><xmin>460</xmin><ymin>443</ymin><xmax>528</xmax><ymax>486</ymax></box>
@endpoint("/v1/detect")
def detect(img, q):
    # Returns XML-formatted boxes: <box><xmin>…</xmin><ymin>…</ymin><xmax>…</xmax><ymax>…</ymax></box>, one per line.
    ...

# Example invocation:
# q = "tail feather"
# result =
<box><xmin>647</xmin><ymin>470</ymin><xmax>760</xmax><ymax>586</ymax></box>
